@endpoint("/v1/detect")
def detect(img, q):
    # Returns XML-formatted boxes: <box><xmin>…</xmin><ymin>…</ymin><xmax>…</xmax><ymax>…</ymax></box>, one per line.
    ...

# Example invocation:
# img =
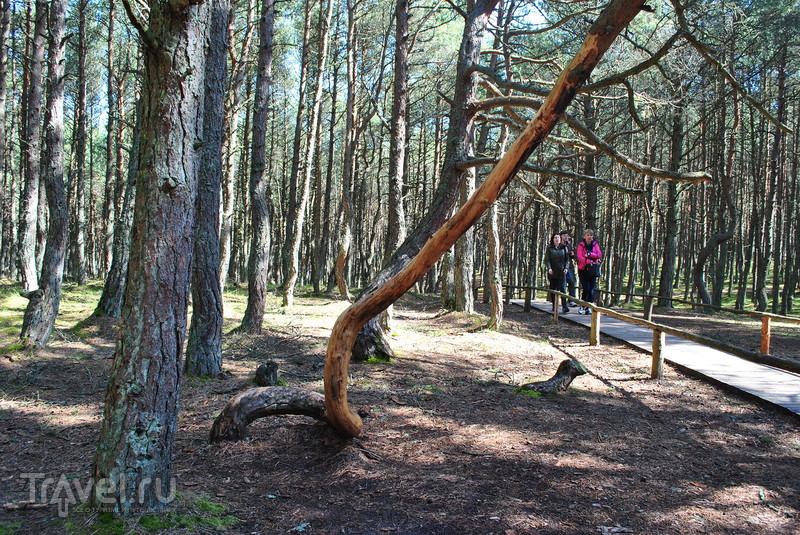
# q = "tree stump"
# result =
<box><xmin>517</xmin><ymin>360</ymin><xmax>588</xmax><ymax>393</ymax></box>
<box><xmin>209</xmin><ymin>387</ymin><xmax>329</xmax><ymax>442</ymax></box>
<box><xmin>254</xmin><ymin>361</ymin><xmax>280</xmax><ymax>386</ymax></box>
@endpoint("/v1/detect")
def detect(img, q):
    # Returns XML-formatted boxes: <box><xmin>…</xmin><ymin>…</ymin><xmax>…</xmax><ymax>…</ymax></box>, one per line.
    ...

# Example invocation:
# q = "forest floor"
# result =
<box><xmin>0</xmin><ymin>281</ymin><xmax>799</xmax><ymax>535</ymax></box>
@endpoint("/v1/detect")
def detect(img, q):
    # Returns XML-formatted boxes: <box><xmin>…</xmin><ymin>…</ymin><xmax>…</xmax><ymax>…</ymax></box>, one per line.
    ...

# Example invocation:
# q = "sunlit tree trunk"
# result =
<box><xmin>16</xmin><ymin>0</ymin><xmax>46</xmax><ymax>292</ymax></box>
<box><xmin>238</xmin><ymin>0</ymin><xmax>276</xmax><ymax>334</ymax></box>
<box><xmin>186</xmin><ymin>0</ymin><xmax>229</xmax><ymax>376</ymax></box>
<box><xmin>94</xmin><ymin>0</ymin><xmax>209</xmax><ymax>513</ymax></box>
<box><xmin>20</xmin><ymin>0</ymin><xmax>67</xmax><ymax>348</ymax></box>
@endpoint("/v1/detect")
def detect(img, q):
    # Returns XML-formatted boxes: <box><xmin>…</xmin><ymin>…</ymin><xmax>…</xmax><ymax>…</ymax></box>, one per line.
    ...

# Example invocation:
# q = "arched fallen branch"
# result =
<box><xmin>517</xmin><ymin>360</ymin><xmax>588</xmax><ymax>394</ymax></box>
<box><xmin>210</xmin><ymin>387</ymin><xmax>329</xmax><ymax>442</ymax></box>
<box><xmin>210</xmin><ymin>0</ymin><xmax>649</xmax><ymax>441</ymax></box>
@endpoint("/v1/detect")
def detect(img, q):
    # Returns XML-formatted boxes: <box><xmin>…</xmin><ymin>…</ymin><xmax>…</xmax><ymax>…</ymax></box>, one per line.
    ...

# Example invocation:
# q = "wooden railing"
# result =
<box><xmin>593</xmin><ymin>288</ymin><xmax>800</xmax><ymax>355</ymax></box>
<box><xmin>502</xmin><ymin>285</ymin><xmax>800</xmax><ymax>378</ymax></box>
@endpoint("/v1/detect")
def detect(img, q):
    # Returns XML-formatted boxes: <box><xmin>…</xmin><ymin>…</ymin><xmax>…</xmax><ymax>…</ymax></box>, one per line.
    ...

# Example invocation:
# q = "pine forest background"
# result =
<box><xmin>0</xmin><ymin>0</ymin><xmax>798</xmax><ymax>322</ymax></box>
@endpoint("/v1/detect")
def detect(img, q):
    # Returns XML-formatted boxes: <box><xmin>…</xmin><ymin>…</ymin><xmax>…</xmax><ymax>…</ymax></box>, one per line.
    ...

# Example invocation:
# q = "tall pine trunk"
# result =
<box><xmin>93</xmin><ymin>0</ymin><xmax>209</xmax><ymax>513</ymax></box>
<box><xmin>20</xmin><ymin>0</ymin><xmax>67</xmax><ymax>348</ymax></box>
<box><xmin>238</xmin><ymin>0</ymin><xmax>276</xmax><ymax>334</ymax></box>
<box><xmin>186</xmin><ymin>0</ymin><xmax>229</xmax><ymax>376</ymax></box>
<box><xmin>16</xmin><ymin>0</ymin><xmax>47</xmax><ymax>292</ymax></box>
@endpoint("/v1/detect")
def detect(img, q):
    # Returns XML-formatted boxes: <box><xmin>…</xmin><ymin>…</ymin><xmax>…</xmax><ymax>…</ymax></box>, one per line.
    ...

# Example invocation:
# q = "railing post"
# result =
<box><xmin>552</xmin><ymin>293</ymin><xmax>559</xmax><ymax>324</ymax></box>
<box><xmin>643</xmin><ymin>296</ymin><xmax>654</xmax><ymax>322</ymax></box>
<box><xmin>651</xmin><ymin>329</ymin><xmax>665</xmax><ymax>380</ymax></box>
<box><xmin>524</xmin><ymin>286</ymin><xmax>531</xmax><ymax>312</ymax></box>
<box><xmin>590</xmin><ymin>308</ymin><xmax>600</xmax><ymax>346</ymax></box>
<box><xmin>760</xmin><ymin>316</ymin><xmax>771</xmax><ymax>354</ymax></box>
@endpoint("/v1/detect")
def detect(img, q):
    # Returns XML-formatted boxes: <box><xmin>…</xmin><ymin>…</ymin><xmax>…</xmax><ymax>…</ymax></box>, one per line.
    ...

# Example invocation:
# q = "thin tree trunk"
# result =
<box><xmin>186</xmin><ymin>0</ymin><xmax>229</xmax><ymax>377</ymax></box>
<box><xmin>219</xmin><ymin>0</ymin><xmax>256</xmax><ymax>289</ymax></box>
<box><xmin>352</xmin><ymin>0</ymin><xmax>500</xmax><ymax>360</ymax></box>
<box><xmin>20</xmin><ymin>0</ymin><xmax>67</xmax><ymax>348</ymax></box>
<box><xmin>283</xmin><ymin>0</ymin><xmax>333</xmax><ymax>307</ymax></box>
<box><xmin>335</xmin><ymin>0</ymin><xmax>359</xmax><ymax>302</ymax></box>
<box><xmin>657</xmin><ymin>96</ymin><xmax>685</xmax><ymax>307</ymax></box>
<box><xmin>0</xmin><ymin>0</ymin><xmax>9</xmax><ymax>276</ymax></box>
<box><xmin>238</xmin><ymin>0</ymin><xmax>276</xmax><ymax>334</ymax></box>
<box><xmin>95</xmin><ymin>96</ymin><xmax>140</xmax><ymax>318</ymax></box>
<box><xmin>756</xmin><ymin>49</ymin><xmax>786</xmax><ymax>311</ymax></box>
<box><xmin>17</xmin><ymin>0</ymin><xmax>47</xmax><ymax>292</ymax></box>
<box><xmin>384</xmin><ymin>0</ymin><xmax>408</xmax><ymax>261</ymax></box>
<box><xmin>70</xmin><ymin>0</ymin><xmax>88</xmax><ymax>285</ymax></box>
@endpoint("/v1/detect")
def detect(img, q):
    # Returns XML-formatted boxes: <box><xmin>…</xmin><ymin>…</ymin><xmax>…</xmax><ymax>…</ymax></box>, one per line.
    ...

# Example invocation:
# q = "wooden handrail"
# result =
<box><xmin>594</xmin><ymin>288</ymin><xmax>800</xmax><ymax>325</ymax></box>
<box><xmin>518</xmin><ymin>287</ymin><xmax>800</xmax><ymax>376</ymax></box>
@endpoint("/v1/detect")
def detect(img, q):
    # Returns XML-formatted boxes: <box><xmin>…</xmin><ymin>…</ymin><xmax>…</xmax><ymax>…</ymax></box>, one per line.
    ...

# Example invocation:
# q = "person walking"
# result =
<box><xmin>559</xmin><ymin>230</ymin><xmax>577</xmax><ymax>304</ymax></box>
<box><xmin>576</xmin><ymin>229</ymin><xmax>602</xmax><ymax>315</ymax></box>
<box><xmin>545</xmin><ymin>233</ymin><xmax>570</xmax><ymax>313</ymax></box>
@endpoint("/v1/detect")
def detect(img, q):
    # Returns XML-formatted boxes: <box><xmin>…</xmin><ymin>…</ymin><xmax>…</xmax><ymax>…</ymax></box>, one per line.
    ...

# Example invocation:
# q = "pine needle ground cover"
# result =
<box><xmin>0</xmin><ymin>283</ymin><xmax>798</xmax><ymax>534</ymax></box>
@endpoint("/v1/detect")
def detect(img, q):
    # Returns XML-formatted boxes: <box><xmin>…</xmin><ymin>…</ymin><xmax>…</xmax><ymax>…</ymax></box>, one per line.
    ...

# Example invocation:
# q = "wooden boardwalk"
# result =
<box><xmin>512</xmin><ymin>299</ymin><xmax>800</xmax><ymax>417</ymax></box>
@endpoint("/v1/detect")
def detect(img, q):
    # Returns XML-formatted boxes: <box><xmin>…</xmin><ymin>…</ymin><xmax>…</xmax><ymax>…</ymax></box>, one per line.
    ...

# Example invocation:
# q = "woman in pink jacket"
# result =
<box><xmin>576</xmin><ymin>229</ymin><xmax>602</xmax><ymax>314</ymax></box>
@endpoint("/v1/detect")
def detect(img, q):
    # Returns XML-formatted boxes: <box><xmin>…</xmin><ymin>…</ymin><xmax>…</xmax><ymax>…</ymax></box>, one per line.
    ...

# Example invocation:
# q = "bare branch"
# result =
<box><xmin>669</xmin><ymin>0</ymin><xmax>793</xmax><ymax>134</ymax></box>
<box><xmin>120</xmin><ymin>0</ymin><xmax>159</xmax><ymax>50</ymax></box>
<box><xmin>457</xmin><ymin>157</ymin><xmax>646</xmax><ymax>195</ymax></box>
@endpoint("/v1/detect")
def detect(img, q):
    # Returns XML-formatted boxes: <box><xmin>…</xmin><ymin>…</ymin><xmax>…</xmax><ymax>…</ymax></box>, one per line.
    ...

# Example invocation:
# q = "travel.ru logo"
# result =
<box><xmin>18</xmin><ymin>473</ymin><xmax>176</xmax><ymax>517</ymax></box>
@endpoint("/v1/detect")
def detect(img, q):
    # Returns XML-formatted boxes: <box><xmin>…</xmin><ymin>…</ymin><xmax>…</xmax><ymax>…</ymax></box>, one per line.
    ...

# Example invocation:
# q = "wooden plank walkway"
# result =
<box><xmin>511</xmin><ymin>299</ymin><xmax>800</xmax><ymax>417</ymax></box>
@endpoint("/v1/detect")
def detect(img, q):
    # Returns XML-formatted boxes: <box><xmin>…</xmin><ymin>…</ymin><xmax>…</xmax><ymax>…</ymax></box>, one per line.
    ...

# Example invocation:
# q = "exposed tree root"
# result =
<box><xmin>517</xmin><ymin>359</ymin><xmax>588</xmax><ymax>393</ymax></box>
<box><xmin>210</xmin><ymin>386</ymin><xmax>329</xmax><ymax>442</ymax></box>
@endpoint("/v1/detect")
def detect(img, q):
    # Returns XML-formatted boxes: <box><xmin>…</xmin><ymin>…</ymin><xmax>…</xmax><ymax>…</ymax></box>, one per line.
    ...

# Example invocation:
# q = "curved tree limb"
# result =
<box><xmin>210</xmin><ymin>387</ymin><xmax>328</xmax><ymax>442</ymax></box>
<box><xmin>323</xmin><ymin>0</ymin><xmax>649</xmax><ymax>437</ymax></box>
<box><xmin>457</xmin><ymin>157</ymin><xmax>646</xmax><ymax>195</ymax></box>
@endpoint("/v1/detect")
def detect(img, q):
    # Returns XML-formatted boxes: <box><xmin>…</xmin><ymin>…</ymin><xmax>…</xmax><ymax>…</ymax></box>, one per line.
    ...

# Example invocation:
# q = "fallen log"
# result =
<box><xmin>517</xmin><ymin>360</ymin><xmax>588</xmax><ymax>393</ymax></box>
<box><xmin>210</xmin><ymin>387</ymin><xmax>329</xmax><ymax>442</ymax></box>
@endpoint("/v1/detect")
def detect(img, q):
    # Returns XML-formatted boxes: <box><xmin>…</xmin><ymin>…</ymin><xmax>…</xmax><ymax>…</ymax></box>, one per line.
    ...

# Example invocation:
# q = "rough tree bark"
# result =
<box><xmin>93</xmin><ymin>0</ymin><xmax>209</xmax><ymax>513</ymax></box>
<box><xmin>20</xmin><ymin>0</ymin><xmax>67</xmax><ymax>348</ymax></box>
<box><xmin>185</xmin><ymin>0</ymin><xmax>229</xmax><ymax>377</ymax></box>
<box><xmin>238</xmin><ymin>0</ymin><xmax>276</xmax><ymax>334</ymax></box>
<box><xmin>517</xmin><ymin>360</ymin><xmax>588</xmax><ymax>393</ymax></box>
<box><xmin>16</xmin><ymin>0</ymin><xmax>47</xmax><ymax>292</ymax></box>
<box><xmin>384</xmin><ymin>0</ymin><xmax>409</xmax><ymax>261</ymax></box>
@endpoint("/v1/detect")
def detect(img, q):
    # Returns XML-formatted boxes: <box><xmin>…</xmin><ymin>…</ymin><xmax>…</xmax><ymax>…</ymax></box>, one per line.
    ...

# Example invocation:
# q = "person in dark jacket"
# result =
<box><xmin>545</xmin><ymin>233</ymin><xmax>569</xmax><ymax>313</ymax></box>
<box><xmin>576</xmin><ymin>229</ymin><xmax>602</xmax><ymax>314</ymax></box>
<box><xmin>559</xmin><ymin>230</ymin><xmax>577</xmax><ymax>303</ymax></box>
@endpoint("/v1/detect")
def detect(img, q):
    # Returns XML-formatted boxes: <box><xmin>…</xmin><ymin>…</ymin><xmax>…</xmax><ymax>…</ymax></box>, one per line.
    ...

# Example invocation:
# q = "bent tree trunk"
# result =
<box><xmin>352</xmin><ymin>0</ymin><xmax>499</xmax><ymax>361</ymax></box>
<box><xmin>324</xmin><ymin>0</ymin><xmax>647</xmax><ymax>437</ymax></box>
<box><xmin>212</xmin><ymin>0</ymin><xmax>643</xmax><ymax>439</ymax></box>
